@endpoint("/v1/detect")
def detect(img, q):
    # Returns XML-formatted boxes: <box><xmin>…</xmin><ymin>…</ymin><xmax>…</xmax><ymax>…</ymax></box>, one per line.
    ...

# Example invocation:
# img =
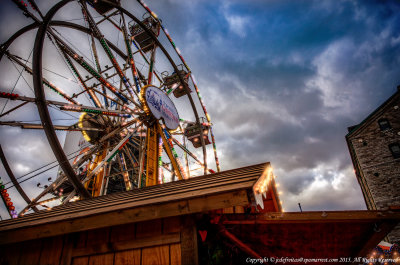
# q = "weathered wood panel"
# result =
<box><xmin>181</xmin><ymin>216</ymin><xmax>198</xmax><ymax>265</ymax></box>
<box><xmin>88</xmin><ymin>253</ymin><xmax>114</xmax><ymax>265</ymax></box>
<box><xmin>235</xmin><ymin>206</ymin><xmax>245</xmax><ymax>213</ymax></box>
<box><xmin>72</xmin><ymin>231</ymin><xmax>87</xmax><ymax>249</ymax></box>
<box><xmin>170</xmin><ymin>243</ymin><xmax>181</xmax><ymax>265</ymax></box>
<box><xmin>17</xmin><ymin>239</ymin><xmax>42</xmax><ymax>265</ymax></box>
<box><xmin>162</xmin><ymin>216</ymin><xmax>181</xmax><ymax>234</ymax></box>
<box><xmin>72</xmin><ymin>233</ymin><xmax>180</xmax><ymax>258</ymax></box>
<box><xmin>110</xmin><ymin>223</ymin><xmax>135</xmax><ymax>243</ymax></box>
<box><xmin>0</xmin><ymin>242</ymin><xmax>20</xmax><ymax>265</ymax></box>
<box><xmin>60</xmin><ymin>234</ymin><xmax>74</xmax><ymax>265</ymax></box>
<box><xmin>71</xmin><ymin>256</ymin><xmax>88</xmax><ymax>265</ymax></box>
<box><xmin>39</xmin><ymin>235</ymin><xmax>64</xmax><ymax>265</ymax></box>
<box><xmin>141</xmin><ymin>245</ymin><xmax>169</xmax><ymax>265</ymax></box>
<box><xmin>86</xmin><ymin>227</ymin><xmax>110</xmax><ymax>247</ymax></box>
<box><xmin>136</xmin><ymin>219</ymin><xmax>161</xmax><ymax>238</ymax></box>
<box><xmin>114</xmin><ymin>249</ymin><xmax>141</xmax><ymax>265</ymax></box>
<box><xmin>222</xmin><ymin>207</ymin><xmax>234</xmax><ymax>214</ymax></box>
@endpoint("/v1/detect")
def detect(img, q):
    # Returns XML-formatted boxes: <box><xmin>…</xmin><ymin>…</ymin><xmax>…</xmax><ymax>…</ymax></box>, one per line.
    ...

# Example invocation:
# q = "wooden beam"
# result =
<box><xmin>1</xmin><ymin>162</ymin><xmax>265</xmax><ymax>227</ymax></box>
<box><xmin>218</xmin><ymin>224</ymin><xmax>262</xmax><ymax>259</ymax></box>
<box><xmin>60</xmin><ymin>234</ymin><xmax>74</xmax><ymax>265</ymax></box>
<box><xmin>145</xmin><ymin>124</ymin><xmax>159</xmax><ymax>186</ymax></box>
<box><xmin>223</xmin><ymin>211</ymin><xmax>400</xmax><ymax>224</ymax></box>
<box><xmin>72</xmin><ymin>233</ymin><xmax>180</xmax><ymax>258</ymax></box>
<box><xmin>158</xmin><ymin>123</ymin><xmax>184</xmax><ymax>181</ymax></box>
<box><xmin>269</xmin><ymin>178</ymin><xmax>281</xmax><ymax>212</ymax></box>
<box><xmin>1</xmin><ymin>179</ymin><xmax>256</xmax><ymax>231</ymax></box>
<box><xmin>181</xmin><ymin>215</ymin><xmax>198</xmax><ymax>265</ymax></box>
<box><xmin>0</xmin><ymin>190</ymin><xmax>249</xmax><ymax>245</ymax></box>
<box><xmin>356</xmin><ymin>220</ymin><xmax>399</xmax><ymax>257</ymax></box>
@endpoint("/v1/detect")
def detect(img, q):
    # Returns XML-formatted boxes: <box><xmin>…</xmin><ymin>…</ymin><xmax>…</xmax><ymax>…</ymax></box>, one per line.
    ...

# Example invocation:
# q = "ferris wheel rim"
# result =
<box><xmin>0</xmin><ymin>0</ymin><xmax>217</xmax><ymax>217</ymax></box>
<box><xmin>32</xmin><ymin>0</ymin><xmax>208</xmax><ymax>196</ymax></box>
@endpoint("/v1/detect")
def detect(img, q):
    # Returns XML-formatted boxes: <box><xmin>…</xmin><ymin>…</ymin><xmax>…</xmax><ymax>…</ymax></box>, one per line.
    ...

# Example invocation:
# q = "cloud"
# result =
<box><xmin>278</xmin><ymin>165</ymin><xmax>367</xmax><ymax>211</ymax></box>
<box><xmin>221</xmin><ymin>2</ymin><xmax>250</xmax><ymax>38</ymax></box>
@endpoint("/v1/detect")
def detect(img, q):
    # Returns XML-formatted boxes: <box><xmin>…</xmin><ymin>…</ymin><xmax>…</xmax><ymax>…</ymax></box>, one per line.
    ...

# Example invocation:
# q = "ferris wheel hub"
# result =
<box><xmin>140</xmin><ymin>85</ymin><xmax>180</xmax><ymax>131</ymax></box>
<box><xmin>78</xmin><ymin>113</ymin><xmax>107</xmax><ymax>144</ymax></box>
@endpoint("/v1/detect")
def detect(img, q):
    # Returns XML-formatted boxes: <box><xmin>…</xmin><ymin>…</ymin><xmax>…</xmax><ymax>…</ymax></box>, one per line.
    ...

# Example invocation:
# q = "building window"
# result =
<box><xmin>389</xmin><ymin>143</ymin><xmax>400</xmax><ymax>159</ymax></box>
<box><xmin>378</xmin><ymin>118</ymin><xmax>391</xmax><ymax>131</ymax></box>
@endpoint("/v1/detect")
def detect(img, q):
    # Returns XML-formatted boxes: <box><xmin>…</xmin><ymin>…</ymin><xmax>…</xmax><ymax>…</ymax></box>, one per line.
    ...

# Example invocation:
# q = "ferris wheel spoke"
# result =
<box><xmin>147</xmin><ymin>45</ymin><xmax>157</xmax><ymax>85</ymax></box>
<box><xmin>15</xmin><ymin>144</ymin><xmax>101</xmax><ymax>213</ymax></box>
<box><xmin>137</xmin><ymin>124</ymin><xmax>146</xmax><ymax>188</ymax></box>
<box><xmin>85</xmin><ymin>144</ymin><xmax>109</xmax><ymax>197</ymax></box>
<box><xmin>26</xmin><ymin>0</ymin><xmax>44</xmax><ymax>19</ymax></box>
<box><xmin>0</xmin><ymin>121</ymin><xmax>102</xmax><ymax>132</ymax></box>
<box><xmin>120</xmin><ymin>11</ymin><xmax>142</xmax><ymax>93</ymax></box>
<box><xmin>98</xmin><ymin>117</ymin><xmax>141</xmax><ymax>143</ymax></box>
<box><xmin>59</xmin><ymin>103</ymin><xmax>131</xmax><ymax>118</ymax></box>
<box><xmin>46</xmin><ymin>29</ymin><xmax>129</xmax><ymax>103</ymax></box>
<box><xmin>18</xmin><ymin>174</ymin><xmax>66</xmax><ymax>216</ymax></box>
<box><xmin>157</xmin><ymin>124</ymin><xmax>185</xmax><ymax>180</ymax></box>
<box><xmin>50</xmin><ymin>33</ymin><xmax>138</xmax><ymax>108</ymax></box>
<box><xmin>99</xmin><ymin>163</ymin><xmax>111</xmax><ymax>196</ymax></box>
<box><xmin>100</xmin><ymin>13</ymin><xmax>122</xmax><ymax>31</ymax></box>
<box><xmin>180</xmin><ymin>126</ymin><xmax>190</xmax><ymax>178</ymax></box>
<box><xmin>86</xmin><ymin>85</ymin><xmax>135</xmax><ymax>112</ymax></box>
<box><xmin>11</xmin><ymin>0</ymin><xmax>41</xmax><ymax>24</ymax></box>
<box><xmin>117</xmin><ymin>152</ymin><xmax>132</xmax><ymax>190</ymax></box>
<box><xmin>62</xmin><ymin>190</ymin><xmax>77</xmax><ymax>205</ymax></box>
<box><xmin>57</xmin><ymin>45</ymin><xmax>103</xmax><ymax>108</ymax></box>
<box><xmin>19</xmin><ymin>140</ymin><xmax>103</xmax><ymax>214</ymax></box>
<box><xmin>32</xmin><ymin>196</ymin><xmax>62</xmax><ymax>207</ymax></box>
<box><xmin>5</xmin><ymin>51</ymin><xmax>78</xmax><ymax>104</ymax></box>
<box><xmin>129</xmin><ymin>34</ymin><xmax>163</xmax><ymax>85</ymax></box>
<box><xmin>82</xmin><ymin>123</ymin><xmax>143</xmax><ymax>185</ymax></box>
<box><xmin>96</xmin><ymin>10</ymin><xmax>119</xmax><ymax>26</ymax></box>
<box><xmin>72</xmin><ymin>144</ymin><xmax>104</xmax><ymax>172</ymax></box>
<box><xmin>122</xmin><ymin>145</ymin><xmax>139</xmax><ymax>175</ymax></box>
<box><xmin>0</xmin><ymin>92</ymin><xmax>131</xmax><ymax>120</ymax></box>
<box><xmin>168</xmin><ymin>133</ymin><xmax>206</xmax><ymax>170</ymax></box>
<box><xmin>0</xmin><ymin>144</ymin><xmax>39</xmax><ymax>213</ymax></box>
<box><xmin>80</xmin><ymin>2</ymin><xmax>140</xmax><ymax>102</ymax></box>
<box><xmin>59</xmin><ymin>143</ymin><xmax>109</xmax><ymax>204</ymax></box>
<box><xmin>90</xmin><ymin>34</ymin><xmax>109</xmax><ymax>108</ymax></box>
<box><xmin>0</xmin><ymin>101</ymin><xmax>28</xmax><ymax>118</ymax></box>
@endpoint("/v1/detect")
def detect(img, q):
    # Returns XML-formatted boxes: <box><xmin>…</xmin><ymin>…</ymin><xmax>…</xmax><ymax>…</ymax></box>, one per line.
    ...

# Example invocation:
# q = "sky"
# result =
<box><xmin>0</xmin><ymin>0</ymin><xmax>400</xmax><ymax>215</ymax></box>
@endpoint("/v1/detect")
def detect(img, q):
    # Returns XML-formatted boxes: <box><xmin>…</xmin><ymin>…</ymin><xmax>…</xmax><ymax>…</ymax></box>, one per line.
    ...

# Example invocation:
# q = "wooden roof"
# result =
<box><xmin>222</xmin><ymin>211</ymin><xmax>400</xmax><ymax>259</ymax></box>
<box><xmin>0</xmin><ymin>162</ymin><xmax>269</xmax><ymax>244</ymax></box>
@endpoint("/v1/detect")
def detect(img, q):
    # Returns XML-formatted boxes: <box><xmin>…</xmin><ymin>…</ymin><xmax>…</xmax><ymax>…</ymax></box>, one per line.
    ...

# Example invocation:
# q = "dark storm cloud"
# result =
<box><xmin>147</xmin><ymin>0</ymin><xmax>400</xmax><ymax>211</ymax></box>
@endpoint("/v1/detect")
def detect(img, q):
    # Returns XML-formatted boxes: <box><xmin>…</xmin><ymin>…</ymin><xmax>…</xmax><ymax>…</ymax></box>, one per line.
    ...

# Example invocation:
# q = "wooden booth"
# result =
<box><xmin>0</xmin><ymin>162</ymin><xmax>399</xmax><ymax>265</ymax></box>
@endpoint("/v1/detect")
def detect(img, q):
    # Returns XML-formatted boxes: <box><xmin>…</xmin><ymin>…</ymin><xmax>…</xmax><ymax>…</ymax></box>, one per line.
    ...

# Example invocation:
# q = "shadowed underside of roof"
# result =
<box><xmin>221</xmin><ymin>211</ymin><xmax>400</xmax><ymax>259</ymax></box>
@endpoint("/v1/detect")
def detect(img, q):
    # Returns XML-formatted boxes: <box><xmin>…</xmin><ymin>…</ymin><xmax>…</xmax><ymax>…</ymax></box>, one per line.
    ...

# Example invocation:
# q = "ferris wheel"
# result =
<box><xmin>0</xmin><ymin>0</ymin><xmax>220</xmax><ymax>218</ymax></box>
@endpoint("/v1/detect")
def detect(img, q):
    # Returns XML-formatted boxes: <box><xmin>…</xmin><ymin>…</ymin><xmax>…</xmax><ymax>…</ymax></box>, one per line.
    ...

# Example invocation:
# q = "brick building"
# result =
<box><xmin>346</xmin><ymin>86</ymin><xmax>400</xmax><ymax>244</ymax></box>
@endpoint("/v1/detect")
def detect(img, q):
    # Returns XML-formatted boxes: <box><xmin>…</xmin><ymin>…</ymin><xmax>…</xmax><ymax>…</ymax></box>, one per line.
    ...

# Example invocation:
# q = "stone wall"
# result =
<box><xmin>347</xmin><ymin>91</ymin><xmax>400</xmax><ymax>244</ymax></box>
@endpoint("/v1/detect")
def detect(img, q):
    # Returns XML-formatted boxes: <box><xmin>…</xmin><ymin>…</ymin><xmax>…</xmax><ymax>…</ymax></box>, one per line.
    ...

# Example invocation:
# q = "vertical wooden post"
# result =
<box><xmin>60</xmin><ymin>234</ymin><xmax>75</xmax><ymax>265</ymax></box>
<box><xmin>145</xmin><ymin>123</ymin><xmax>159</xmax><ymax>186</ymax></box>
<box><xmin>181</xmin><ymin>215</ymin><xmax>198</xmax><ymax>265</ymax></box>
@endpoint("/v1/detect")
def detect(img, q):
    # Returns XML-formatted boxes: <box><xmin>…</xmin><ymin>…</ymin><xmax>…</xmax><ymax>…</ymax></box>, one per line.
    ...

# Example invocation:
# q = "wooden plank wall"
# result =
<box><xmin>0</xmin><ymin>216</ymin><xmax>189</xmax><ymax>265</ymax></box>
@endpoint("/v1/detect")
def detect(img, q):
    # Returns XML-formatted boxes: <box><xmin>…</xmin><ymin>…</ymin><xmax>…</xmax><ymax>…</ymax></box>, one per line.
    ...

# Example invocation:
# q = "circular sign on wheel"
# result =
<box><xmin>141</xmin><ymin>85</ymin><xmax>180</xmax><ymax>130</ymax></box>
